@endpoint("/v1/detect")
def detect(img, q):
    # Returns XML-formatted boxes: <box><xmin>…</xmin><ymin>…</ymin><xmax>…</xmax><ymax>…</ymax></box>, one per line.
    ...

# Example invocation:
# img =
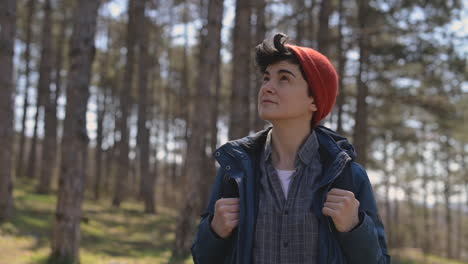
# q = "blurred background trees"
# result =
<box><xmin>0</xmin><ymin>0</ymin><xmax>466</xmax><ymax>263</ymax></box>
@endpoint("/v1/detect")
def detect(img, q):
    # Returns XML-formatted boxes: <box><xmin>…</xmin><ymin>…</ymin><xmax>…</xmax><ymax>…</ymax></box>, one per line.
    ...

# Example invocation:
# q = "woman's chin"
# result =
<box><xmin>258</xmin><ymin>112</ymin><xmax>280</xmax><ymax>122</ymax></box>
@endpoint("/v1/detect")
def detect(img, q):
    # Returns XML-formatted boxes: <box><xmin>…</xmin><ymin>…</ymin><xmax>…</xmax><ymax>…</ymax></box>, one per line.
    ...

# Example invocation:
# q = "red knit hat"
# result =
<box><xmin>286</xmin><ymin>44</ymin><xmax>339</xmax><ymax>128</ymax></box>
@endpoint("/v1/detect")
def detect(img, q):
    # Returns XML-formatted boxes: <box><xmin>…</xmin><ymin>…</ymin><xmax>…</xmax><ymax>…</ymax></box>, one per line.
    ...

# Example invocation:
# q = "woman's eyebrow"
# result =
<box><xmin>278</xmin><ymin>69</ymin><xmax>296</xmax><ymax>78</ymax></box>
<box><xmin>263</xmin><ymin>69</ymin><xmax>296</xmax><ymax>78</ymax></box>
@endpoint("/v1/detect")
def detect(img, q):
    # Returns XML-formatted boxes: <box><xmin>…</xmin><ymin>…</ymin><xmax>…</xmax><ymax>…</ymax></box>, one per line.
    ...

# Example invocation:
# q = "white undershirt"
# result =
<box><xmin>275</xmin><ymin>169</ymin><xmax>295</xmax><ymax>198</ymax></box>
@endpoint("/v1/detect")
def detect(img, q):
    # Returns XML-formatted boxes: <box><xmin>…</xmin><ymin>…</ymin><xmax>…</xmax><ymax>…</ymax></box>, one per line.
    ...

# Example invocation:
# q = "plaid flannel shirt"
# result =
<box><xmin>253</xmin><ymin>130</ymin><xmax>323</xmax><ymax>264</ymax></box>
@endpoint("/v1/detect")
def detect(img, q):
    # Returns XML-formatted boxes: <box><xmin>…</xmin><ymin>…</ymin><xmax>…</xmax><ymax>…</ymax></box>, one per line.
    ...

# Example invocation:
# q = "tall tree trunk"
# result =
<box><xmin>148</xmin><ymin>24</ymin><xmax>163</xmax><ymax>204</ymax></box>
<box><xmin>295</xmin><ymin>0</ymin><xmax>305</xmax><ymax>43</ymax></box>
<box><xmin>433</xmin><ymin>198</ymin><xmax>440</xmax><ymax>255</ymax></box>
<box><xmin>50</xmin><ymin>0</ymin><xmax>100</xmax><ymax>262</ymax></box>
<box><xmin>27</xmin><ymin>90</ymin><xmax>42</xmax><ymax>179</ymax></box>
<box><xmin>37</xmin><ymin>0</ymin><xmax>55</xmax><ymax>194</ymax></box>
<box><xmin>205</xmin><ymin>52</ymin><xmax>222</xmax><ymax>208</ymax></box>
<box><xmin>464</xmin><ymin>151</ymin><xmax>468</xmax><ymax>262</ymax></box>
<box><xmin>94</xmin><ymin>21</ymin><xmax>111</xmax><ymax>201</ymax></box>
<box><xmin>406</xmin><ymin>184</ymin><xmax>418</xmax><ymax>248</ymax></box>
<box><xmin>108</xmin><ymin>93</ymin><xmax>120</xmax><ymax>195</ymax></box>
<box><xmin>203</xmin><ymin>1</ymin><xmax>224</xmax><ymax>210</ymax></box>
<box><xmin>0</xmin><ymin>0</ymin><xmax>16</xmax><ymax>222</ymax></box>
<box><xmin>432</xmin><ymin>150</ymin><xmax>441</xmax><ymax>255</ymax></box>
<box><xmin>353</xmin><ymin>0</ymin><xmax>370</xmax><ymax>167</ymax></box>
<box><xmin>393</xmin><ymin>194</ymin><xmax>401</xmax><ymax>248</ymax></box>
<box><xmin>383</xmin><ymin>132</ymin><xmax>392</xmax><ymax>247</ymax></box>
<box><xmin>174</xmin><ymin>0</ymin><xmax>224</xmax><ymax>255</ymax></box>
<box><xmin>443</xmin><ymin>136</ymin><xmax>453</xmax><ymax>259</ymax></box>
<box><xmin>104</xmin><ymin>128</ymin><xmax>115</xmax><ymax>196</ymax></box>
<box><xmin>317</xmin><ymin>0</ymin><xmax>331</xmax><ymax>55</ymax></box>
<box><xmin>455</xmin><ymin>189</ymin><xmax>462</xmax><ymax>259</ymax></box>
<box><xmin>49</xmin><ymin>3</ymin><xmax>68</xmax><ymax>193</ymax></box>
<box><xmin>27</xmin><ymin>0</ymin><xmax>47</xmax><ymax>180</ymax></box>
<box><xmin>148</xmin><ymin>26</ymin><xmax>160</xmax><ymax>206</ymax></box>
<box><xmin>228</xmin><ymin>0</ymin><xmax>251</xmax><ymax>140</ymax></box>
<box><xmin>17</xmin><ymin>0</ymin><xmax>36</xmax><ymax>179</ymax></box>
<box><xmin>307</xmin><ymin>0</ymin><xmax>317</xmax><ymax>47</ymax></box>
<box><xmin>113</xmin><ymin>0</ymin><xmax>138</xmax><ymax>207</ymax></box>
<box><xmin>181</xmin><ymin>0</ymin><xmax>190</xmax><ymax>142</ymax></box>
<box><xmin>210</xmin><ymin>47</ymin><xmax>222</xmax><ymax>155</ymax></box>
<box><xmin>335</xmin><ymin>0</ymin><xmax>346</xmax><ymax>135</ymax></box>
<box><xmin>421</xmin><ymin>122</ymin><xmax>431</xmax><ymax>256</ymax></box>
<box><xmin>176</xmin><ymin>0</ymin><xmax>191</xmax><ymax>205</ymax></box>
<box><xmin>94</xmin><ymin>88</ymin><xmax>107</xmax><ymax>200</ymax></box>
<box><xmin>252</xmin><ymin>0</ymin><xmax>267</xmax><ymax>132</ymax></box>
<box><xmin>136</xmin><ymin>1</ymin><xmax>154</xmax><ymax>214</ymax></box>
<box><xmin>163</xmin><ymin>6</ymin><xmax>174</xmax><ymax>202</ymax></box>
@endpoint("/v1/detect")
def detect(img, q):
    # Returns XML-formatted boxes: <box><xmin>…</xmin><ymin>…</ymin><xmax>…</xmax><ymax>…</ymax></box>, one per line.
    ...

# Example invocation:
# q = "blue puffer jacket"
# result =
<box><xmin>191</xmin><ymin>126</ymin><xmax>391</xmax><ymax>264</ymax></box>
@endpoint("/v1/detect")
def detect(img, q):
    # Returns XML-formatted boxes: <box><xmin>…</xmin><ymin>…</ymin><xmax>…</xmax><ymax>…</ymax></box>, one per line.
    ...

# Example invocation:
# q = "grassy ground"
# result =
<box><xmin>391</xmin><ymin>248</ymin><xmax>467</xmax><ymax>264</ymax></box>
<box><xmin>1</xmin><ymin>179</ymin><xmax>466</xmax><ymax>264</ymax></box>
<box><xmin>0</xmin><ymin>179</ymin><xmax>192</xmax><ymax>264</ymax></box>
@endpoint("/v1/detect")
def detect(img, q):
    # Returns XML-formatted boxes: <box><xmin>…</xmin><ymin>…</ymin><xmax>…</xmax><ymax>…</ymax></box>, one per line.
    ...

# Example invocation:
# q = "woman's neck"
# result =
<box><xmin>270</xmin><ymin>119</ymin><xmax>311</xmax><ymax>170</ymax></box>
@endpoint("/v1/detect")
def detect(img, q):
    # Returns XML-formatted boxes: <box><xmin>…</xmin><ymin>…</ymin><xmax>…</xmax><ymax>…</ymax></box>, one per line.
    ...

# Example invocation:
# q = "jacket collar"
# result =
<box><xmin>212</xmin><ymin>128</ymin><xmax>270</xmax><ymax>166</ymax></box>
<box><xmin>213</xmin><ymin>125</ymin><xmax>356</xmax><ymax>167</ymax></box>
<box><xmin>262</xmin><ymin>128</ymin><xmax>320</xmax><ymax>167</ymax></box>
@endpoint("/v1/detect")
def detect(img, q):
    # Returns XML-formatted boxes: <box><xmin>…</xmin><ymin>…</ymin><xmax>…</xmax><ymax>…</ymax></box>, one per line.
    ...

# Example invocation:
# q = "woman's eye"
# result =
<box><xmin>280</xmin><ymin>76</ymin><xmax>289</xmax><ymax>81</ymax></box>
<box><xmin>263</xmin><ymin>76</ymin><xmax>270</xmax><ymax>82</ymax></box>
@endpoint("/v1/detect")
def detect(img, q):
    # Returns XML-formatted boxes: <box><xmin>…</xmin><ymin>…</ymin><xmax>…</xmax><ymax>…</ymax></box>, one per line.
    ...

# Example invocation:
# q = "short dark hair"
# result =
<box><xmin>255</xmin><ymin>33</ymin><xmax>312</xmax><ymax>97</ymax></box>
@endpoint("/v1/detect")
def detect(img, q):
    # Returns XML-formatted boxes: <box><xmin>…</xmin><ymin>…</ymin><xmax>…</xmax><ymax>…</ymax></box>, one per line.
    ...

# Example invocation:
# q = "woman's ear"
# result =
<box><xmin>310</xmin><ymin>102</ymin><xmax>317</xmax><ymax>112</ymax></box>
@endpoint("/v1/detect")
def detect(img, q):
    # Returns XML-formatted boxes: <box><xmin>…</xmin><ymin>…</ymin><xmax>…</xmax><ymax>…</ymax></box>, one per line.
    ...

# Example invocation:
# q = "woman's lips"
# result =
<box><xmin>261</xmin><ymin>99</ymin><xmax>277</xmax><ymax>104</ymax></box>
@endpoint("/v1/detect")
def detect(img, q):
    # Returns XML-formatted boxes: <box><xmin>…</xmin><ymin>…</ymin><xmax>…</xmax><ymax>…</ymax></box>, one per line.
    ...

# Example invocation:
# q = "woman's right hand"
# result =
<box><xmin>210</xmin><ymin>198</ymin><xmax>240</xmax><ymax>238</ymax></box>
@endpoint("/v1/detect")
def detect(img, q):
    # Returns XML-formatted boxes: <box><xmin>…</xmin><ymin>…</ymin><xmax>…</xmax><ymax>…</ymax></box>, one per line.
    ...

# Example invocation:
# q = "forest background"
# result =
<box><xmin>0</xmin><ymin>0</ymin><xmax>467</xmax><ymax>263</ymax></box>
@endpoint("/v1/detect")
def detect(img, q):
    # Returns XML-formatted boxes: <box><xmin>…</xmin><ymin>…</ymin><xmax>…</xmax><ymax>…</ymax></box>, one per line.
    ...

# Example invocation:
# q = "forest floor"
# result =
<box><xmin>0</xmin><ymin>178</ymin><xmax>465</xmax><ymax>264</ymax></box>
<box><xmin>0</xmin><ymin>178</ymin><xmax>191</xmax><ymax>264</ymax></box>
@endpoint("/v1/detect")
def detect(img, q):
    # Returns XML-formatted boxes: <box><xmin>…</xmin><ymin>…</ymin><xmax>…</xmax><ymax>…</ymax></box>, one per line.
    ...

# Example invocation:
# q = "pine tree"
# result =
<box><xmin>50</xmin><ymin>0</ymin><xmax>100</xmax><ymax>262</ymax></box>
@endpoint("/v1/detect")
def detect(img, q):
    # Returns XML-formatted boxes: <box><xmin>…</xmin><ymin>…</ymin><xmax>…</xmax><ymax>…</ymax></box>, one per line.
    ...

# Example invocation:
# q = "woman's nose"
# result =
<box><xmin>261</xmin><ymin>80</ymin><xmax>275</xmax><ymax>94</ymax></box>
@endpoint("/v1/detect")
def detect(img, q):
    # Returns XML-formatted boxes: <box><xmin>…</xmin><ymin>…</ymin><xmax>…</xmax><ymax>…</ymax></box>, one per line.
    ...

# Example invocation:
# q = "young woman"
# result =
<box><xmin>191</xmin><ymin>33</ymin><xmax>390</xmax><ymax>264</ymax></box>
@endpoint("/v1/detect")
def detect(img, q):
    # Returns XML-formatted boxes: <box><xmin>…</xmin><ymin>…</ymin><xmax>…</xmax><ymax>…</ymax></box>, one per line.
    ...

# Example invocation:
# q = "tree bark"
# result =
<box><xmin>432</xmin><ymin>150</ymin><xmax>441</xmax><ymax>255</ymax></box>
<box><xmin>181</xmin><ymin>0</ymin><xmax>190</xmax><ymax>142</ymax></box>
<box><xmin>405</xmin><ymin>181</ymin><xmax>418</xmax><ymax>248</ymax></box>
<box><xmin>228</xmin><ymin>0</ymin><xmax>251</xmax><ymax>140</ymax></box>
<box><xmin>163</xmin><ymin>6</ymin><xmax>174</xmax><ymax>202</ymax></box>
<box><xmin>295</xmin><ymin>0</ymin><xmax>305</xmax><ymax>43</ymax></box>
<box><xmin>94</xmin><ymin>88</ymin><xmax>107</xmax><ymax>200</ymax></box>
<box><xmin>176</xmin><ymin>0</ymin><xmax>191</xmax><ymax>205</ymax></box>
<box><xmin>307</xmin><ymin>0</ymin><xmax>317</xmax><ymax>46</ymax></box>
<box><xmin>353</xmin><ymin>0</ymin><xmax>370</xmax><ymax>167</ymax></box>
<box><xmin>135</xmin><ymin>0</ymin><xmax>154</xmax><ymax>214</ymax></box>
<box><xmin>393</xmin><ymin>194</ymin><xmax>401</xmax><ymax>247</ymax></box>
<box><xmin>113</xmin><ymin>0</ymin><xmax>138</xmax><ymax>207</ymax></box>
<box><xmin>443</xmin><ymin>136</ymin><xmax>453</xmax><ymax>259</ymax></box>
<box><xmin>455</xmin><ymin>189</ymin><xmax>462</xmax><ymax>259</ymax></box>
<box><xmin>50</xmin><ymin>1</ymin><xmax>69</xmax><ymax>190</ymax></box>
<box><xmin>317</xmin><ymin>0</ymin><xmax>331</xmax><ymax>55</ymax></box>
<box><xmin>421</xmin><ymin>122</ymin><xmax>431</xmax><ymax>255</ymax></box>
<box><xmin>27</xmin><ymin>89</ymin><xmax>42</xmax><ymax>179</ymax></box>
<box><xmin>335</xmin><ymin>0</ymin><xmax>345</xmax><ymax>135</ymax></box>
<box><xmin>16</xmin><ymin>0</ymin><xmax>36</xmax><ymax>179</ymax></box>
<box><xmin>383</xmin><ymin>132</ymin><xmax>392</xmax><ymax>247</ymax></box>
<box><xmin>252</xmin><ymin>0</ymin><xmax>267</xmax><ymax>132</ymax></box>
<box><xmin>50</xmin><ymin>0</ymin><xmax>100</xmax><ymax>262</ymax></box>
<box><xmin>94</xmin><ymin>20</ymin><xmax>111</xmax><ymax>201</ymax></box>
<box><xmin>37</xmin><ymin>0</ymin><xmax>56</xmax><ymax>194</ymax></box>
<box><xmin>464</xmin><ymin>151</ymin><xmax>468</xmax><ymax>262</ymax></box>
<box><xmin>0</xmin><ymin>0</ymin><xmax>16</xmax><ymax>222</ymax></box>
<box><xmin>27</xmin><ymin>0</ymin><xmax>47</xmax><ymax>180</ymax></box>
<box><xmin>174</xmin><ymin>0</ymin><xmax>224</xmax><ymax>255</ymax></box>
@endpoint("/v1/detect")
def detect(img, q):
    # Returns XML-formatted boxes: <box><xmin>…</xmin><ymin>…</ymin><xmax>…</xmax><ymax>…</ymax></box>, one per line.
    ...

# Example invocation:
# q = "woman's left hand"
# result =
<box><xmin>322</xmin><ymin>188</ymin><xmax>360</xmax><ymax>233</ymax></box>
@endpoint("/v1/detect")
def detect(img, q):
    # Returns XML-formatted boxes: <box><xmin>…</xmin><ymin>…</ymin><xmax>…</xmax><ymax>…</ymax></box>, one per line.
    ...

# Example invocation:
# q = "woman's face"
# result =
<box><xmin>257</xmin><ymin>61</ymin><xmax>317</xmax><ymax>124</ymax></box>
